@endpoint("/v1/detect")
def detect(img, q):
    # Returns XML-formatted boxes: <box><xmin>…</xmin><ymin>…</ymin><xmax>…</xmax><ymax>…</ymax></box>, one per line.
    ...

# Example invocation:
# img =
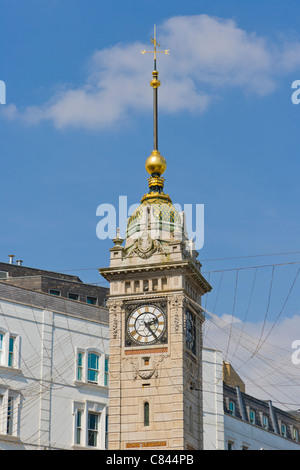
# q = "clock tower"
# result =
<box><xmin>99</xmin><ymin>27</ymin><xmax>212</xmax><ymax>451</ymax></box>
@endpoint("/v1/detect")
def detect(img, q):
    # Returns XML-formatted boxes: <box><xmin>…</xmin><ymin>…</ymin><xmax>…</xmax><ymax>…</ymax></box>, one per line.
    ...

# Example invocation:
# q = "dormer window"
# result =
<box><xmin>49</xmin><ymin>289</ymin><xmax>60</xmax><ymax>296</ymax></box>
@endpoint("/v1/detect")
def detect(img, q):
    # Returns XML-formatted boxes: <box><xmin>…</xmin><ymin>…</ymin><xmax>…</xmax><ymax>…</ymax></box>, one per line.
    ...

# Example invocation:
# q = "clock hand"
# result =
<box><xmin>144</xmin><ymin>321</ymin><xmax>158</xmax><ymax>339</ymax></box>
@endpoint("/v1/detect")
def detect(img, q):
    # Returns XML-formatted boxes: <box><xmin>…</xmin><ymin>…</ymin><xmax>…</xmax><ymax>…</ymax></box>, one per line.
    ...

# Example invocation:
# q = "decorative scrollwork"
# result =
<box><xmin>130</xmin><ymin>356</ymin><xmax>166</xmax><ymax>381</ymax></box>
<box><xmin>168</xmin><ymin>294</ymin><xmax>184</xmax><ymax>334</ymax></box>
<box><xmin>107</xmin><ymin>300</ymin><xmax>123</xmax><ymax>340</ymax></box>
<box><xmin>125</xmin><ymin>233</ymin><xmax>169</xmax><ymax>259</ymax></box>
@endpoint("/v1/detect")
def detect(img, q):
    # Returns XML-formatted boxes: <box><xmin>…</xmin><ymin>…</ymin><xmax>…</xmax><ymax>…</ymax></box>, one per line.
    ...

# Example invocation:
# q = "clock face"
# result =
<box><xmin>186</xmin><ymin>309</ymin><xmax>196</xmax><ymax>355</ymax></box>
<box><xmin>126</xmin><ymin>305</ymin><xmax>166</xmax><ymax>346</ymax></box>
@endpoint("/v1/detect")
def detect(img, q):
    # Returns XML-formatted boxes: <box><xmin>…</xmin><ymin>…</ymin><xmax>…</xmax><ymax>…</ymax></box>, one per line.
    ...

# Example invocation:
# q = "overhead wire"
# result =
<box><xmin>1</xmin><ymin>251</ymin><xmax>300</xmax><ymax>446</ymax></box>
<box><xmin>224</xmin><ymin>269</ymin><xmax>239</xmax><ymax>362</ymax></box>
<box><xmin>250</xmin><ymin>265</ymin><xmax>275</xmax><ymax>358</ymax></box>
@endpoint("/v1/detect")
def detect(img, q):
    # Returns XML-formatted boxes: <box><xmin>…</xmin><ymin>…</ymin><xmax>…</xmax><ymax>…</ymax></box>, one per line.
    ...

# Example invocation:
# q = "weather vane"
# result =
<box><xmin>141</xmin><ymin>24</ymin><xmax>170</xmax><ymax>156</ymax></box>
<box><xmin>141</xmin><ymin>24</ymin><xmax>170</xmax><ymax>70</ymax></box>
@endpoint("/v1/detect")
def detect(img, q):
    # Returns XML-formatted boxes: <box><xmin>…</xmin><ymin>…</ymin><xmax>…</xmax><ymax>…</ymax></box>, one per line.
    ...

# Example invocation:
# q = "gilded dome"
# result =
<box><xmin>126</xmin><ymin>196</ymin><xmax>182</xmax><ymax>239</ymax></box>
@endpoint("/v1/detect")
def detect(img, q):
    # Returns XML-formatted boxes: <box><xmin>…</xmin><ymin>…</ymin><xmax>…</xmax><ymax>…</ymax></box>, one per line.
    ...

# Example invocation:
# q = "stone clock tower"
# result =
<box><xmin>99</xmin><ymin>27</ymin><xmax>212</xmax><ymax>451</ymax></box>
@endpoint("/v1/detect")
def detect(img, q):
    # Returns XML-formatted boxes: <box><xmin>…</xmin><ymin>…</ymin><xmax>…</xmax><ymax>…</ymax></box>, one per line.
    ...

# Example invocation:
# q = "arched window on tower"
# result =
<box><xmin>144</xmin><ymin>402</ymin><xmax>150</xmax><ymax>427</ymax></box>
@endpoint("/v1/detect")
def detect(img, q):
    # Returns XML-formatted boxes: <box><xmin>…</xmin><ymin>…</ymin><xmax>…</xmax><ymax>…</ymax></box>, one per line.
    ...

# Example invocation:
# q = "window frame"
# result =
<box><xmin>144</xmin><ymin>401</ymin><xmax>150</xmax><ymax>427</ymax></box>
<box><xmin>76</xmin><ymin>409</ymin><xmax>83</xmax><ymax>445</ymax></box>
<box><xmin>87</xmin><ymin>352</ymin><xmax>100</xmax><ymax>384</ymax></box>
<box><xmin>0</xmin><ymin>388</ymin><xmax>21</xmax><ymax>437</ymax></box>
<box><xmin>73</xmin><ymin>402</ymin><xmax>106</xmax><ymax>449</ymax></box>
<box><xmin>75</xmin><ymin>348</ymin><xmax>108</xmax><ymax>387</ymax></box>
<box><xmin>0</xmin><ymin>331</ymin><xmax>20</xmax><ymax>369</ymax></box>
<box><xmin>8</xmin><ymin>336</ymin><xmax>15</xmax><ymax>367</ymax></box>
<box><xmin>68</xmin><ymin>292</ymin><xmax>79</xmax><ymax>301</ymax></box>
<box><xmin>281</xmin><ymin>423</ymin><xmax>287</xmax><ymax>438</ymax></box>
<box><xmin>229</xmin><ymin>401</ymin><xmax>235</xmax><ymax>416</ymax></box>
<box><xmin>227</xmin><ymin>440</ymin><xmax>234</xmax><ymax>450</ymax></box>
<box><xmin>0</xmin><ymin>332</ymin><xmax>4</xmax><ymax>365</ymax></box>
<box><xmin>6</xmin><ymin>397</ymin><xmax>13</xmax><ymax>435</ymax></box>
<box><xmin>49</xmin><ymin>289</ymin><xmax>61</xmax><ymax>296</ymax></box>
<box><xmin>293</xmin><ymin>427</ymin><xmax>299</xmax><ymax>442</ymax></box>
<box><xmin>86</xmin><ymin>296</ymin><xmax>98</xmax><ymax>306</ymax></box>
<box><xmin>249</xmin><ymin>409</ymin><xmax>256</xmax><ymax>425</ymax></box>
<box><xmin>262</xmin><ymin>415</ymin><xmax>269</xmax><ymax>430</ymax></box>
<box><xmin>87</xmin><ymin>412</ymin><xmax>99</xmax><ymax>447</ymax></box>
<box><xmin>77</xmin><ymin>351</ymin><xmax>84</xmax><ymax>382</ymax></box>
<box><xmin>104</xmin><ymin>357</ymin><xmax>109</xmax><ymax>387</ymax></box>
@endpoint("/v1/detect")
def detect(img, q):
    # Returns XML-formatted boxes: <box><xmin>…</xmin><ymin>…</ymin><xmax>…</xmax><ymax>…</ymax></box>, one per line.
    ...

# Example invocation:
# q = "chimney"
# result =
<box><xmin>16</xmin><ymin>260</ymin><xmax>23</xmax><ymax>266</ymax></box>
<box><xmin>8</xmin><ymin>255</ymin><xmax>14</xmax><ymax>264</ymax></box>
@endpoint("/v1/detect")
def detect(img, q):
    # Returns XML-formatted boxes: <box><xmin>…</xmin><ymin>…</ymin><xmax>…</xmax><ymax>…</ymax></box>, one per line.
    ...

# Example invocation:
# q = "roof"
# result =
<box><xmin>0</xmin><ymin>281</ymin><xmax>109</xmax><ymax>325</ymax></box>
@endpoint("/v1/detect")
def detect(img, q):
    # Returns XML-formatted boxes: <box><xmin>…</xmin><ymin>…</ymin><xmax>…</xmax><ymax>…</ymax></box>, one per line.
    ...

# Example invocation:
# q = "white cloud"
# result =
<box><xmin>203</xmin><ymin>310</ymin><xmax>300</xmax><ymax>410</ymax></box>
<box><xmin>3</xmin><ymin>14</ymin><xmax>300</xmax><ymax>129</ymax></box>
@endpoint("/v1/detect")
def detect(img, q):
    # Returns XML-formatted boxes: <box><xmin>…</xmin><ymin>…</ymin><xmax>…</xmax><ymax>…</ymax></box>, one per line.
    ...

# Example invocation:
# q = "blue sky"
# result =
<box><xmin>1</xmin><ymin>1</ymin><xmax>300</xmax><ymax>402</ymax></box>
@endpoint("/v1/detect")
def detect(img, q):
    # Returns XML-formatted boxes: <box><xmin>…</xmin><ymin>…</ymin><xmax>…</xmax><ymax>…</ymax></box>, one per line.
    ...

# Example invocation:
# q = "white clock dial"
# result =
<box><xmin>127</xmin><ymin>305</ymin><xmax>166</xmax><ymax>345</ymax></box>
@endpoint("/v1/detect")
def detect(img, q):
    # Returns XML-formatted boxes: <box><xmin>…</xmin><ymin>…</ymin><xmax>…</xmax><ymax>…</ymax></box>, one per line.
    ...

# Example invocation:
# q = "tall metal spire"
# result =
<box><xmin>141</xmin><ymin>24</ymin><xmax>169</xmax><ymax>152</ymax></box>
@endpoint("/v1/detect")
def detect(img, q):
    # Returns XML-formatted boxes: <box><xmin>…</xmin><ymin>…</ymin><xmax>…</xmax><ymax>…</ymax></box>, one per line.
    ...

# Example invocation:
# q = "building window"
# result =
<box><xmin>0</xmin><ymin>333</ymin><xmax>3</xmax><ymax>365</ymax></box>
<box><xmin>7</xmin><ymin>397</ymin><xmax>13</xmax><ymax>435</ymax></box>
<box><xmin>87</xmin><ymin>412</ymin><xmax>99</xmax><ymax>447</ymax></box>
<box><xmin>73</xmin><ymin>402</ymin><xmax>106</xmax><ymax>449</ymax></box>
<box><xmin>281</xmin><ymin>423</ymin><xmax>287</xmax><ymax>438</ymax></box>
<box><xmin>263</xmin><ymin>415</ymin><xmax>269</xmax><ymax>430</ymax></box>
<box><xmin>227</xmin><ymin>440</ymin><xmax>234</xmax><ymax>450</ymax></box>
<box><xmin>125</xmin><ymin>281</ymin><xmax>131</xmax><ymax>294</ymax></box>
<box><xmin>87</xmin><ymin>353</ymin><xmax>99</xmax><ymax>383</ymax></box>
<box><xmin>76</xmin><ymin>350</ymin><xmax>108</xmax><ymax>386</ymax></box>
<box><xmin>68</xmin><ymin>293</ymin><xmax>79</xmax><ymax>301</ymax></box>
<box><xmin>293</xmin><ymin>428</ymin><xmax>299</xmax><ymax>442</ymax></box>
<box><xmin>76</xmin><ymin>410</ymin><xmax>83</xmax><ymax>445</ymax></box>
<box><xmin>104</xmin><ymin>357</ymin><xmax>109</xmax><ymax>386</ymax></box>
<box><xmin>86</xmin><ymin>296</ymin><xmax>97</xmax><ymax>305</ymax></box>
<box><xmin>105</xmin><ymin>414</ymin><xmax>109</xmax><ymax>449</ymax></box>
<box><xmin>144</xmin><ymin>402</ymin><xmax>150</xmax><ymax>427</ymax></box>
<box><xmin>0</xmin><ymin>333</ymin><xmax>19</xmax><ymax>368</ymax></box>
<box><xmin>77</xmin><ymin>352</ymin><xmax>84</xmax><ymax>381</ymax></box>
<box><xmin>229</xmin><ymin>401</ymin><xmax>235</xmax><ymax>416</ymax></box>
<box><xmin>249</xmin><ymin>410</ymin><xmax>255</xmax><ymax>424</ymax></box>
<box><xmin>8</xmin><ymin>336</ymin><xmax>15</xmax><ymax>367</ymax></box>
<box><xmin>49</xmin><ymin>289</ymin><xmax>60</xmax><ymax>296</ymax></box>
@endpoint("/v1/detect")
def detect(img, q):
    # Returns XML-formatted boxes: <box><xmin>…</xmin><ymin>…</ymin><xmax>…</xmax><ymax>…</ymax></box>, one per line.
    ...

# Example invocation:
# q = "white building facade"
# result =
<box><xmin>203</xmin><ymin>348</ymin><xmax>300</xmax><ymax>450</ymax></box>
<box><xmin>0</xmin><ymin>281</ymin><xmax>109</xmax><ymax>450</ymax></box>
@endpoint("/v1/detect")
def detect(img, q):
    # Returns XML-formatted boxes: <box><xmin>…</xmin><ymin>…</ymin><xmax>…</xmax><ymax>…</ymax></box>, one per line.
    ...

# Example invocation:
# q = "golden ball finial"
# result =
<box><xmin>145</xmin><ymin>149</ymin><xmax>167</xmax><ymax>175</ymax></box>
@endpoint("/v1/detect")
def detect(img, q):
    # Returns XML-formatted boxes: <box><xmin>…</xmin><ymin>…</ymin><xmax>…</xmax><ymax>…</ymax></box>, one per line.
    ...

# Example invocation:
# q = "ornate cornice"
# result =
<box><xmin>99</xmin><ymin>259</ymin><xmax>211</xmax><ymax>294</ymax></box>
